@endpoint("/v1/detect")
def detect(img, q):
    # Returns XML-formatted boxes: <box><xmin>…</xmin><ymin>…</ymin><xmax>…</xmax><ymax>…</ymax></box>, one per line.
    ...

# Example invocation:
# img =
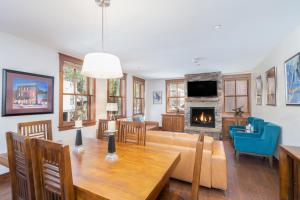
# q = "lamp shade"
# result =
<box><xmin>106</xmin><ymin>103</ymin><xmax>118</xmax><ymax>112</ymax></box>
<box><xmin>81</xmin><ymin>52</ymin><xmax>123</xmax><ymax>79</ymax></box>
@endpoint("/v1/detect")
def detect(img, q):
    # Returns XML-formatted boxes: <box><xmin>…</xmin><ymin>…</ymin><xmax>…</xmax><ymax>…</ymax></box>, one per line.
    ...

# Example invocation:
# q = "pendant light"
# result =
<box><xmin>82</xmin><ymin>0</ymin><xmax>123</xmax><ymax>79</ymax></box>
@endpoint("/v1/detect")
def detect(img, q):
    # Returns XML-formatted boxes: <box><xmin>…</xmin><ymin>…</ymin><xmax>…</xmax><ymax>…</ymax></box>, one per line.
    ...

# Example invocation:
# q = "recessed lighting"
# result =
<box><xmin>214</xmin><ymin>25</ymin><xmax>222</xmax><ymax>30</ymax></box>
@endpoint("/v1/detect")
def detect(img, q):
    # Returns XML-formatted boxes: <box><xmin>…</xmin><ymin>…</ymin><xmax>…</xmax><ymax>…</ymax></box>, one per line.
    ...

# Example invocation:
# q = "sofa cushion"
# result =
<box><xmin>203</xmin><ymin>136</ymin><xmax>214</xmax><ymax>151</ymax></box>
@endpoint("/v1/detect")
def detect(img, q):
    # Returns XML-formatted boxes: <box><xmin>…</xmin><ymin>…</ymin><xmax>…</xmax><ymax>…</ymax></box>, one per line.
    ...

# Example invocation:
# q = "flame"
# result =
<box><xmin>200</xmin><ymin>112</ymin><xmax>205</xmax><ymax>122</ymax></box>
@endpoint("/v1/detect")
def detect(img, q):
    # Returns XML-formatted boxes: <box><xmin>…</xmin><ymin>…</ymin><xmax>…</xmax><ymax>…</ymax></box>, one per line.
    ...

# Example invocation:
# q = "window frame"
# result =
<box><xmin>107</xmin><ymin>73</ymin><xmax>127</xmax><ymax>119</ymax></box>
<box><xmin>132</xmin><ymin>76</ymin><xmax>145</xmax><ymax>116</ymax></box>
<box><xmin>166</xmin><ymin>79</ymin><xmax>185</xmax><ymax>113</ymax></box>
<box><xmin>223</xmin><ymin>74</ymin><xmax>251</xmax><ymax>115</ymax></box>
<box><xmin>58</xmin><ymin>53</ymin><xmax>96</xmax><ymax>131</ymax></box>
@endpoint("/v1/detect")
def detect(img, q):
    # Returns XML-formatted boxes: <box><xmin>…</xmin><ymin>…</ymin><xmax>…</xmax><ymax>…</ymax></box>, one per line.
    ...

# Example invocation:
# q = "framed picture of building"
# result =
<box><xmin>285</xmin><ymin>53</ymin><xmax>300</xmax><ymax>105</ymax></box>
<box><xmin>265</xmin><ymin>67</ymin><xmax>276</xmax><ymax>106</ymax></box>
<box><xmin>2</xmin><ymin>69</ymin><xmax>54</xmax><ymax>116</ymax></box>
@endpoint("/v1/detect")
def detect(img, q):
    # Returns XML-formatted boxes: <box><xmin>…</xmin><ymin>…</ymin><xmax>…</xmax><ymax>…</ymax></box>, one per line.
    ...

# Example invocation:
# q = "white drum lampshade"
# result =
<box><xmin>81</xmin><ymin>52</ymin><xmax>123</xmax><ymax>79</ymax></box>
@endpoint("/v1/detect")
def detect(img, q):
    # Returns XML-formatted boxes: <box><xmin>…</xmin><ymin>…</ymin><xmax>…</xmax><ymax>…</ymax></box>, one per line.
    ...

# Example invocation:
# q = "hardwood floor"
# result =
<box><xmin>0</xmin><ymin>141</ymin><xmax>279</xmax><ymax>200</ymax></box>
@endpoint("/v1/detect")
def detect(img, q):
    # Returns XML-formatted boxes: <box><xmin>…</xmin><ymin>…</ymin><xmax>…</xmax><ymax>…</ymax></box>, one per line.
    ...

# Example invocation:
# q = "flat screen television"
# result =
<box><xmin>187</xmin><ymin>81</ymin><xmax>217</xmax><ymax>97</ymax></box>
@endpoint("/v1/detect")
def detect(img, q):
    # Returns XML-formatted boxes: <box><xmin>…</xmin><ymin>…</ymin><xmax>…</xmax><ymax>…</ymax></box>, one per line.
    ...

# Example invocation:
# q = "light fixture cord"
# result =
<box><xmin>101</xmin><ymin>4</ymin><xmax>104</xmax><ymax>51</ymax></box>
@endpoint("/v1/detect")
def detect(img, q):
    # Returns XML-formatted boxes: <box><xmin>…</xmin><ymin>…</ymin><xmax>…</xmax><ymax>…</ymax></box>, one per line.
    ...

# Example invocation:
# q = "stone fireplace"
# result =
<box><xmin>184</xmin><ymin>72</ymin><xmax>223</xmax><ymax>138</ymax></box>
<box><xmin>190</xmin><ymin>107</ymin><xmax>215</xmax><ymax>128</ymax></box>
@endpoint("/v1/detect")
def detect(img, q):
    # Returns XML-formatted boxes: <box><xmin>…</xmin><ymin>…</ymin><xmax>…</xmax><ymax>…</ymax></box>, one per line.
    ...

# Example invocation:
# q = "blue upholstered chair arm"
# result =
<box><xmin>229</xmin><ymin>125</ymin><xmax>245</xmax><ymax>131</ymax></box>
<box><xmin>234</xmin><ymin>136</ymin><xmax>272</xmax><ymax>155</ymax></box>
<box><xmin>234</xmin><ymin>132</ymin><xmax>261</xmax><ymax>138</ymax></box>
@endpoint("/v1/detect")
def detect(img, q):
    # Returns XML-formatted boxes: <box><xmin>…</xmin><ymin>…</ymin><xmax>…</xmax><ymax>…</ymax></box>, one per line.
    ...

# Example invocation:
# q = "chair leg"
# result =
<box><xmin>268</xmin><ymin>156</ymin><xmax>273</xmax><ymax>168</ymax></box>
<box><xmin>235</xmin><ymin>151</ymin><xmax>239</xmax><ymax>161</ymax></box>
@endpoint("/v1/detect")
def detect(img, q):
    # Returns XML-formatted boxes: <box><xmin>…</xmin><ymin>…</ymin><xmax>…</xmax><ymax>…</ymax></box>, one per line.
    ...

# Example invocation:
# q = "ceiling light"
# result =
<box><xmin>82</xmin><ymin>0</ymin><xmax>123</xmax><ymax>79</ymax></box>
<box><xmin>214</xmin><ymin>25</ymin><xmax>222</xmax><ymax>30</ymax></box>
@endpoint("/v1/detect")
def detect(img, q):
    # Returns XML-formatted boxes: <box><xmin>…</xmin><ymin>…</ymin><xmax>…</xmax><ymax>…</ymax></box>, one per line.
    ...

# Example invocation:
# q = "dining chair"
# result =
<box><xmin>119</xmin><ymin>121</ymin><xmax>146</xmax><ymax>145</ymax></box>
<box><xmin>18</xmin><ymin>120</ymin><xmax>53</xmax><ymax>140</ymax></box>
<box><xmin>158</xmin><ymin>134</ymin><xmax>204</xmax><ymax>200</ymax></box>
<box><xmin>6</xmin><ymin>131</ymin><xmax>36</xmax><ymax>200</ymax></box>
<box><xmin>97</xmin><ymin>119</ymin><xmax>109</xmax><ymax>139</ymax></box>
<box><xmin>30</xmin><ymin>138</ymin><xmax>75</xmax><ymax>200</ymax></box>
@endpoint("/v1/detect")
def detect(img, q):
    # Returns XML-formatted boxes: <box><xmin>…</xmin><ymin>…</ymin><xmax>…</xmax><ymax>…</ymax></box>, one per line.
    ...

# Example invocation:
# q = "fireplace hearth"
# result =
<box><xmin>190</xmin><ymin>107</ymin><xmax>215</xmax><ymax>128</ymax></box>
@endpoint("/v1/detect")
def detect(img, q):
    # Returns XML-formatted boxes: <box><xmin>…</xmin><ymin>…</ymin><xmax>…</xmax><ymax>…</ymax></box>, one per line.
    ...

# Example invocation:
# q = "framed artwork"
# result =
<box><xmin>255</xmin><ymin>75</ymin><xmax>263</xmax><ymax>105</ymax></box>
<box><xmin>285</xmin><ymin>53</ymin><xmax>300</xmax><ymax>105</ymax></box>
<box><xmin>2</xmin><ymin>69</ymin><xmax>54</xmax><ymax>116</ymax></box>
<box><xmin>265</xmin><ymin>67</ymin><xmax>276</xmax><ymax>106</ymax></box>
<box><xmin>153</xmin><ymin>91</ymin><xmax>162</xmax><ymax>104</ymax></box>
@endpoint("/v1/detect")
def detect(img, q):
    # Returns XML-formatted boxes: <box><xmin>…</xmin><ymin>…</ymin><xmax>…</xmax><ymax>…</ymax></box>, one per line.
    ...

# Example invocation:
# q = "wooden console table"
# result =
<box><xmin>162</xmin><ymin>113</ymin><xmax>184</xmax><ymax>132</ymax></box>
<box><xmin>279</xmin><ymin>145</ymin><xmax>300</xmax><ymax>200</ymax></box>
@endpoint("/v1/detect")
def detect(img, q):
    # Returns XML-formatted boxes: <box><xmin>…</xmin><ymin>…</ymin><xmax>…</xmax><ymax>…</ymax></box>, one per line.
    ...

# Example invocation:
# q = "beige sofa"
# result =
<box><xmin>146</xmin><ymin>130</ymin><xmax>227</xmax><ymax>190</ymax></box>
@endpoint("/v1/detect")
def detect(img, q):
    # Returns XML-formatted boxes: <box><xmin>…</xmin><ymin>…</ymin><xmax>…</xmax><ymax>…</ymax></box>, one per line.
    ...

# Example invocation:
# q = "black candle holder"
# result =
<box><xmin>105</xmin><ymin>131</ymin><xmax>118</xmax><ymax>161</ymax></box>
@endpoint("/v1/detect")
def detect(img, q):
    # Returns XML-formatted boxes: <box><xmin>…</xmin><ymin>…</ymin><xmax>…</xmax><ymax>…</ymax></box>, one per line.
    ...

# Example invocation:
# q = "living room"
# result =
<box><xmin>0</xmin><ymin>0</ymin><xmax>300</xmax><ymax>200</ymax></box>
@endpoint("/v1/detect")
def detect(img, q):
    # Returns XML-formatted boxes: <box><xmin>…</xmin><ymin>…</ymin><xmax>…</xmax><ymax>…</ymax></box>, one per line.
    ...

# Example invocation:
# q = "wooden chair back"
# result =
<box><xmin>119</xmin><ymin>121</ymin><xmax>146</xmax><ymax>145</ymax></box>
<box><xmin>97</xmin><ymin>119</ymin><xmax>109</xmax><ymax>139</ymax></box>
<box><xmin>97</xmin><ymin>119</ymin><xmax>120</xmax><ymax>141</ymax></box>
<box><xmin>191</xmin><ymin>134</ymin><xmax>205</xmax><ymax>200</ymax></box>
<box><xmin>30</xmin><ymin>138</ymin><xmax>74</xmax><ymax>200</ymax></box>
<box><xmin>18</xmin><ymin>120</ymin><xmax>53</xmax><ymax>140</ymax></box>
<box><xmin>6</xmin><ymin>131</ymin><xmax>36</xmax><ymax>200</ymax></box>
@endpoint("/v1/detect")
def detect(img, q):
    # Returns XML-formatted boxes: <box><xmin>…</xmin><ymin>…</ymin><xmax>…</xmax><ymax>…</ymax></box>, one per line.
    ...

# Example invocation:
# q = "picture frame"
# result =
<box><xmin>2</xmin><ymin>69</ymin><xmax>54</xmax><ymax>116</ymax></box>
<box><xmin>285</xmin><ymin>52</ymin><xmax>300</xmax><ymax>105</ymax></box>
<box><xmin>153</xmin><ymin>91</ymin><xmax>162</xmax><ymax>104</ymax></box>
<box><xmin>265</xmin><ymin>66</ymin><xmax>276</xmax><ymax>106</ymax></box>
<box><xmin>255</xmin><ymin>75</ymin><xmax>263</xmax><ymax>105</ymax></box>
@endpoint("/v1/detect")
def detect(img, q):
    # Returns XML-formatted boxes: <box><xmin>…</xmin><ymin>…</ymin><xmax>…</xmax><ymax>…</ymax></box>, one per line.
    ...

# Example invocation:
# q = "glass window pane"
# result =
<box><xmin>178</xmin><ymin>97</ymin><xmax>185</xmax><ymax>112</ymax></box>
<box><xmin>141</xmin><ymin>84</ymin><xmax>145</xmax><ymax>98</ymax></box>
<box><xmin>236</xmin><ymin>96</ymin><xmax>248</xmax><ymax>112</ymax></box>
<box><xmin>169</xmin><ymin>83</ymin><xmax>177</xmax><ymax>97</ymax></box>
<box><xmin>178</xmin><ymin>82</ymin><xmax>185</xmax><ymax>97</ymax></box>
<box><xmin>75</xmin><ymin>96</ymin><xmax>88</xmax><ymax>120</ymax></box>
<box><xmin>168</xmin><ymin>98</ymin><xmax>178</xmax><ymax>112</ymax></box>
<box><xmin>63</xmin><ymin>95</ymin><xmax>75</xmax><ymax>122</ymax></box>
<box><xmin>109</xmin><ymin>79</ymin><xmax>120</xmax><ymax>96</ymax></box>
<box><xmin>63</xmin><ymin>66</ymin><xmax>75</xmax><ymax>93</ymax></box>
<box><xmin>225</xmin><ymin>97</ymin><xmax>235</xmax><ymax>112</ymax></box>
<box><xmin>224</xmin><ymin>80</ymin><xmax>235</xmax><ymax>96</ymax></box>
<box><xmin>236</xmin><ymin>80</ymin><xmax>248</xmax><ymax>96</ymax></box>
<box><xmin>135</xmin><ymin>83</ymin><xmax>140</xmax><ymax>98</ymax></box>
<box><xmin>75</xmin><ymin>70</ymin><xmax>87</xmax><ymax>94</ymax></box>
<box><xmin>89</xmin><ymin>78</ymin><xmax>94</xmax><ymax>95</ymax></box>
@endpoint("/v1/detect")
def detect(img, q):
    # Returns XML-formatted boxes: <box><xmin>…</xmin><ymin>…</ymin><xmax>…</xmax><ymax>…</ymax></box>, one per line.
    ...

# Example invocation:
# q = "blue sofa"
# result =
<box><xmin>233</xmin><ymin>122</ymin><xmax>281</xmax><ymax>167</ymax></box>
<box><xmin>229</xmin><ymin>117</ymin><xmax>264</xmax><ymax>139</ymax></box>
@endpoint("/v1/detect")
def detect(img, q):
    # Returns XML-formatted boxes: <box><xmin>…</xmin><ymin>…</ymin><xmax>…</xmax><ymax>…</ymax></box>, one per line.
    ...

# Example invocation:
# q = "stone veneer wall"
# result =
<box><xmin>184</xmin><ymin>72</ymin><xmax>223</xmax><ymax>138</ymax></box>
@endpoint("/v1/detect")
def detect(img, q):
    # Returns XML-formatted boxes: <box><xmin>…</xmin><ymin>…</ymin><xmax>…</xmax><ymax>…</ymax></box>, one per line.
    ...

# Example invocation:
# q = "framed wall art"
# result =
<box><xmin>285</xmin><ymin>52</ymin><xmax>300</xmax><ymax>105</ymax></box>
<box><xmin>255</xmin><ymin>75</ymin><xmax>263</xmax><ymax>105</ymax></box>
<box><xmin>2</xmin><ymin>69</ymin><xmax>54</xmax><ymax>116</ymax></box>
<box><xmin>153</xmin><ymin>91</ymin><xmax>162</xmax><ymax>104</ymax></box>
<box><xmin>265</xmin><ymin>67</ymin><xmax>276</xmax><ymax>106</ymax></box>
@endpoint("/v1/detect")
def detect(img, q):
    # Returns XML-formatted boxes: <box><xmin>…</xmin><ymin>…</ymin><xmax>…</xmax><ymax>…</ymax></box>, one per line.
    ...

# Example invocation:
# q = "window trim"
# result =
<box><xmin>223</xmin><ymin>74</ymin><xmax>251</xmax><ymax>115</ymax></box>
<box><xmin>107</xmin><ymin>73</ymin><xmax>127</xmax><ymax>119</ymax></box>
<box><xmin>58</xmin><ymin>53</ymin><xmax>96</xmax><ymax>131</ymax></box>
<box><xmin>132</xmin><ymin>76</ymin><xmax>145</xmax><ymax>116</ymax></box>
<box><xmin>165</xmin><ymin>79</ymin><xmax>185</xmax><ymax>113</ymax></box>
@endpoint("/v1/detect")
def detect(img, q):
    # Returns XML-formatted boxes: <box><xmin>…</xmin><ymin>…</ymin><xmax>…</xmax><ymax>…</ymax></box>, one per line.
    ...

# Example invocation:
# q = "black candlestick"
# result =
<box><xmin>108</xmin><ymin>133</ymin><xmax>116</xmax><ymax>153</ymax></box>
<box><xmin>75</xmin><ymin>129</ymin><xmax>83</xmax><ymax>146</ymax></box>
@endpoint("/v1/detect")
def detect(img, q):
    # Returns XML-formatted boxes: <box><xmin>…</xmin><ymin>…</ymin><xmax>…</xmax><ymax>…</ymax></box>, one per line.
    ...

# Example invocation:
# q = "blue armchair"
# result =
<box><xmin>234</xmin><ymin>123</ymin><xmax>281</xmax><ymax>167</ymax></box>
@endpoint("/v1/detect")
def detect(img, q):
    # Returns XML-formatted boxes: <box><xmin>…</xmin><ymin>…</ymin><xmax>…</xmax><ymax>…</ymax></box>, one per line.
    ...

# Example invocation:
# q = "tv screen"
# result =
<box><xmin>187</xmin><ymin>81</ymin><xmax>217</xmax><ymax>97</ymax></box>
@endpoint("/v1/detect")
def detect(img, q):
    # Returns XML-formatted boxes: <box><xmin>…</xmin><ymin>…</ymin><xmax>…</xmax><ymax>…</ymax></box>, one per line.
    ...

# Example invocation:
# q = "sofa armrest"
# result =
<box><xmin>234</xmin><ymin>132</ymin><xmax>261</xmax><ymax>138</ymax></box>
<box><xmin>212</xmin><ymin>154</ymin><xmax>227</xmax><ymax>190</ymax></box>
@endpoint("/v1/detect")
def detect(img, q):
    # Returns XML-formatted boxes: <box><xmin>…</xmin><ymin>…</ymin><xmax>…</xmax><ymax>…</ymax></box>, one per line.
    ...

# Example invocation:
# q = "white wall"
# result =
<box><xmin>251</xmin><ymin>26</ymin><xmax>300</xmax><ymax>146</ymax></box>
<box><xmin>0</xmin><ymin>32</ymin><xmax>103</xmax><ymax>173</ymax></box>
<box><xmin>146</xmin><ymin>79</ymin><xmax>166</xmax><ymax>125</ymax></box>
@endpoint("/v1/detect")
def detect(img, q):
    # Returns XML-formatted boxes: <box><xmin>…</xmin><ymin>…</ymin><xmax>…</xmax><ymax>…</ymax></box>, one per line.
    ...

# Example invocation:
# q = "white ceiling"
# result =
<box><xmin>1</xmin><ymin>0</ymin><xmax>300</xmax><ymax>79</ymax></box>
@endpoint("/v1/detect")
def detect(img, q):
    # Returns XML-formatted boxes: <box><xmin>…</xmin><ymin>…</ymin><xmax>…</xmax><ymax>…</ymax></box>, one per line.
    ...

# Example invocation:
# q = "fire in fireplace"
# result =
<box><xmin>190</xmin><ymin>107</ymin><xmax>215</xmax><ymax>128</ymax></box>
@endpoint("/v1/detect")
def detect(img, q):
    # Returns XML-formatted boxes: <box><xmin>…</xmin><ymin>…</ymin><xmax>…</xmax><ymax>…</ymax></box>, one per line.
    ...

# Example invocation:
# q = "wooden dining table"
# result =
<box><xmin>69</xmin><ymin>138</ymin><xmax>180</xmax><ymax>200</ymax></box>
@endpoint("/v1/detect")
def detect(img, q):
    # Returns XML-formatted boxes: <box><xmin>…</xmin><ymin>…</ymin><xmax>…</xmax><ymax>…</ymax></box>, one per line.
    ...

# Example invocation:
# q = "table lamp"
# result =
<box><xmin>106</xmin><ymin>103</ymin><xmax>118</xmax><ymax>131</ymax></box>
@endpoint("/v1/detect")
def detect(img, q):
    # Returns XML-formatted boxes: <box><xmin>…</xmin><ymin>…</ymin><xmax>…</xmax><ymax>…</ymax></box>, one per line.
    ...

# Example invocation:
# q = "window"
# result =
<box><xmin>166</xmin><ymin>80</ymin><xmax>185</xmax><ymax>113</ymax></box>
<box><xmin>133</xmin><ymin>76</ymin><xmax>145</xmax><ymax>115</ymax></box>
<box><xmin>59</xmin><ymin>53</ymin><xmax>96</xmax><ymax>131</ymax></box>
<box><xmin>223</xmin><ymin>74</ymin><xmax>251</xmax><ymax>114</ymax></box>
<box><xmin>107</xmin><ymin>74</ymin><xmax>127</xmax><ymax>118</ymax></box>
